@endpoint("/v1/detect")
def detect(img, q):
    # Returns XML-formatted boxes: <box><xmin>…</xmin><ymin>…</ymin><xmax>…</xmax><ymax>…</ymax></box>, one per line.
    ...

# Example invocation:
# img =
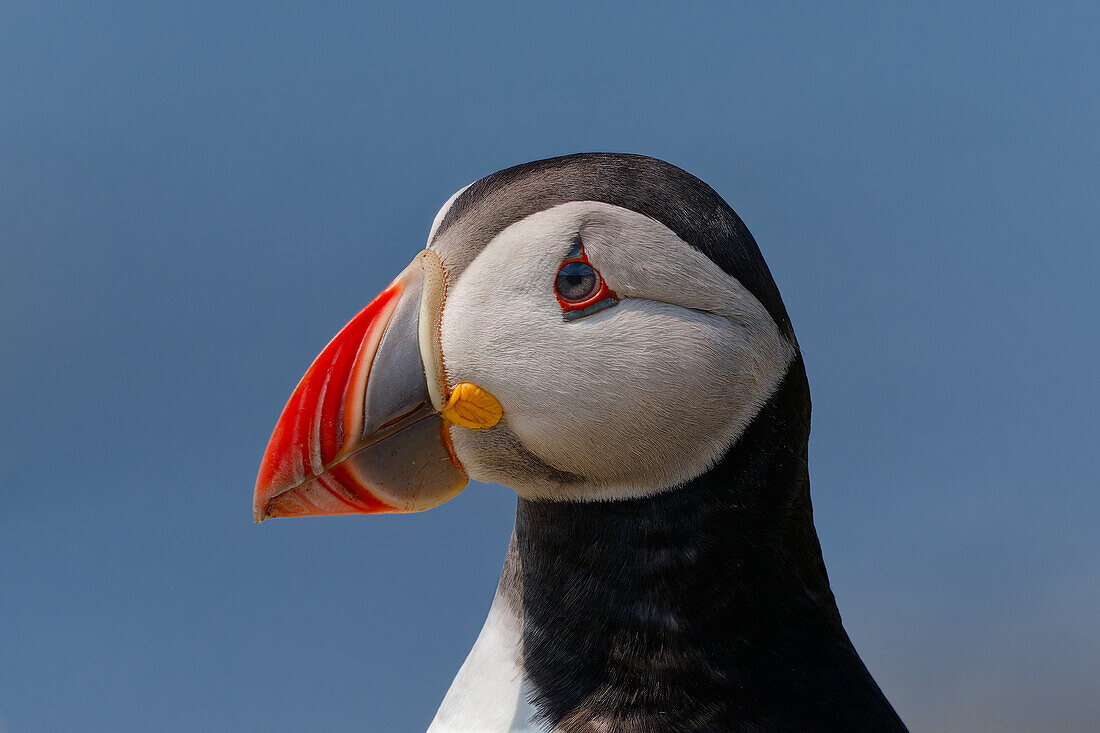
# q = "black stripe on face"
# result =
<box><xmin>429</xmin><ymin>153</ymin><xmax>794</xmax><ymax>340</ymax></box>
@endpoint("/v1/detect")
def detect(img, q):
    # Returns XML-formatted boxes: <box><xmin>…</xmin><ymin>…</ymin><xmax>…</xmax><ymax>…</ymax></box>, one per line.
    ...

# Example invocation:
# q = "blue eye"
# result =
<box><xmin>555</xmin><ymin>261</ymin><xmax>599</xmax><ymax>303</ymax></box>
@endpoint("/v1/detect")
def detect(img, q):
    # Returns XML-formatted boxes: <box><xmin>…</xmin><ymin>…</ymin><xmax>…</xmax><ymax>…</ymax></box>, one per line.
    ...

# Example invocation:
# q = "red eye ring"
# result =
<box><xmin>554</xmin><ymin>236</ymin><xmax>619</xmax><ymax>320</ymax></box>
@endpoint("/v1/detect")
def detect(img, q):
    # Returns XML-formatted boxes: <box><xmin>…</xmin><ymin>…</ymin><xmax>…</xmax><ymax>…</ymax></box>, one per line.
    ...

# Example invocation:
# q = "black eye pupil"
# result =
<box><xmin>555</xmin><ymin>261</ymin><xmax>599</xmax><ymax>302</ymax></box>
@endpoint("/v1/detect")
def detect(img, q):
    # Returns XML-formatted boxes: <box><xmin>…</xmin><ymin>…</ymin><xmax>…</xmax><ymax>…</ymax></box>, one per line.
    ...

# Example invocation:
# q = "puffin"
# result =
<box><xmin>253</xmin><ymin>153</ymin><xmax>909</xmax><ymax>732</ymax></box>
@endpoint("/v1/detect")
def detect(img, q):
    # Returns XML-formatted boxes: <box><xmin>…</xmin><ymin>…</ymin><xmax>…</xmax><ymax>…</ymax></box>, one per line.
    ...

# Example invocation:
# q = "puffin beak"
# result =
<box><xmin>253</xmin><ymin>251</ymin><xmax>476</xmax><ymax>521</ymax></box>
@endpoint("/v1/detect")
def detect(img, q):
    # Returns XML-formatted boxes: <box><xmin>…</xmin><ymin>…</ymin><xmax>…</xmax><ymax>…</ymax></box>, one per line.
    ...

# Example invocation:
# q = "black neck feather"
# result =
<box><xmin>509</xmin><ymin>357</ymin><xmax>907</xmax><ymax>732</ymax></box>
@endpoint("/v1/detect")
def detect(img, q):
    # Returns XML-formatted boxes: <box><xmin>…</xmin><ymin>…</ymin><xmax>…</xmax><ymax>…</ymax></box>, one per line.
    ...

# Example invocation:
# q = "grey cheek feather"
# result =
<box><xmin>448</xmin><ymin>420</ymin><xmax>584</xmax><ymax>495</ymax></box>
<box><xmin>437</xmin><ymin>201</ymin><xmax>796</xmax><ymax>503</ymax></box>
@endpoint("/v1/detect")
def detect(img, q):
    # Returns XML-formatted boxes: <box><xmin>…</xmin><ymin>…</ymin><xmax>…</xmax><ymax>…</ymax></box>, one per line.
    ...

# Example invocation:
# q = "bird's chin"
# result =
<box><xmin>253</xmin><ymin>252</ymin><xmax>468</xmax><ymax>521</ymax></box>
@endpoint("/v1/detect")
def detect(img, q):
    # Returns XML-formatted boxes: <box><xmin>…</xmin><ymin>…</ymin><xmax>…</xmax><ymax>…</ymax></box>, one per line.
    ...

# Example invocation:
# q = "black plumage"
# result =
<box><xmin>434</xmin><ymin>153</ymin><xmax>906</xmax><ymax>731</ymax></box>
<box><xmin>508</xmin><ymin>357</ymin><xmax>906</xmax><ymax>731</ymax></box>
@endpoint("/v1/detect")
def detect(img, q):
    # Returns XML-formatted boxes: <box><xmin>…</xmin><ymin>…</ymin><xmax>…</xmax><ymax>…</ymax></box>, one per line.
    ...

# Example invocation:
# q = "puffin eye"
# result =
<box><xmin>555</xmin><ymin>261</ymin><xmax>600</xmax><ymax>303</ymax></box>
<box><xmin>554</xmin><ymin>237</ymin><xmax>620</xmax><ymax>321</ymax></box>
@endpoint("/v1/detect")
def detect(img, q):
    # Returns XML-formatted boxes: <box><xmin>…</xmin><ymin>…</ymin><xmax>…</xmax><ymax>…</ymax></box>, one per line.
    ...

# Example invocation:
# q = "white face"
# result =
<box><xmin>435</xmin><ymin>201</ymin><xmax>796</xmax><ymax>502</ymax></box>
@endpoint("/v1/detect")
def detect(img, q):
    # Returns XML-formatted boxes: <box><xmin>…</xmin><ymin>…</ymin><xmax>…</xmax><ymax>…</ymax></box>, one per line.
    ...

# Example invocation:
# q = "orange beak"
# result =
<box><xmin>253</xmin><ymin>255</ymin><xmax>468</xmax><ymax>522</ymax></box>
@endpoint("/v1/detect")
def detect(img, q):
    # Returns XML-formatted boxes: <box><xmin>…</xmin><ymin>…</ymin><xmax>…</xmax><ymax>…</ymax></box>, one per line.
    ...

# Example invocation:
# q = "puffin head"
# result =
<box><xmin>253</xmin><ymin>153</ymin><xmax>800</xmax><ymax>520</ymax></box>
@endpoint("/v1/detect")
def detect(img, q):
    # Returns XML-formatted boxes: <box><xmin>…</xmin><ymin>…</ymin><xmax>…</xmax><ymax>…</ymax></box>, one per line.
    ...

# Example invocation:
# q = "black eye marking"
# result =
<box><xmin>554</xmin><ymin>235</ymin><xmax>619</xmax><ymax>321</ymax></box>
<box><xmin>564</xmin><ymin>236</ymin><xmax>583</xmax><ymax>259</ymax></box>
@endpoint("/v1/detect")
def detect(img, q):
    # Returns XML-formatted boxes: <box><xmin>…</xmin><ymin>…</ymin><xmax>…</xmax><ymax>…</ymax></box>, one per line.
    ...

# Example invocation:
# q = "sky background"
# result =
<box><xmin>2</xmin><ymin>2</ymin><xmax>1098</xmax><ymax>732</ymax></box>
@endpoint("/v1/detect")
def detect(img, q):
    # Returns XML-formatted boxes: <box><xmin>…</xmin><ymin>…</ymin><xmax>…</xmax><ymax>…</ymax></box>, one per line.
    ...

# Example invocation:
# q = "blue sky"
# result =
<box><xmin>1</xmin><ymin>2</ymin><xmax>1098</xmax><ymax>731</ymax></box>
